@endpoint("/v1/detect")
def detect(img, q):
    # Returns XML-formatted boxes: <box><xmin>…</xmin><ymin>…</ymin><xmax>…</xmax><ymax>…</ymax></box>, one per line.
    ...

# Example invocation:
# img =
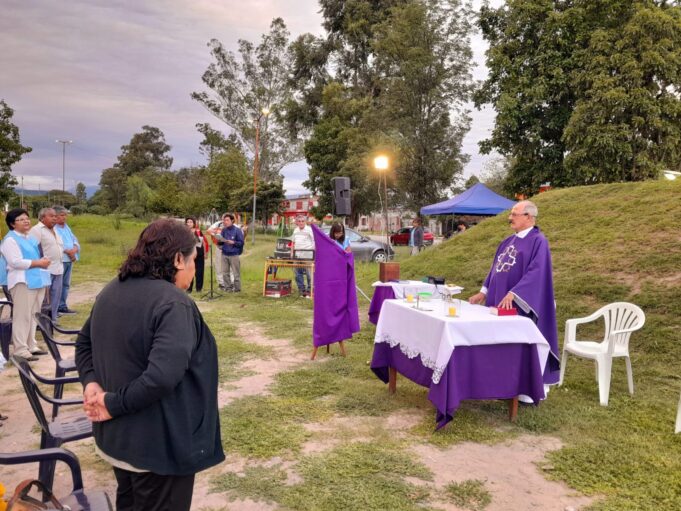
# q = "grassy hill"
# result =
<box><xmin>357</xmin><ymin>179</ymin><xmax>681</xmax><ymax>509</ymax></box>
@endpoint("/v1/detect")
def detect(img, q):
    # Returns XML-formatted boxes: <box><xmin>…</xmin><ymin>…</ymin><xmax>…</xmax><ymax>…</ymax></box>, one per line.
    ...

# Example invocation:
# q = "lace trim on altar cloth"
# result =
<box><xmin>377</xmin><ymin>333</ymin><xmax>446</xmax><ymax>384</ymax></box>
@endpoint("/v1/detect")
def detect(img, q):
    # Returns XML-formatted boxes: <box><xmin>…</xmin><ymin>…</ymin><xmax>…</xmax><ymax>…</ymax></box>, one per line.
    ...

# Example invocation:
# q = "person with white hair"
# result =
<box><xmin>291</xmin><ymin>214</ymin><xmax>315</xmax><ymax>297</ymax></box>
<box><xmin>469</xmin><ymin>200</ymin><xmax>560</xmax><ymax>390</ymax></box>
<box><xmin>29</xmin><ymin>207</ymin><xmax>64</xmax><ymax>322</ymax></box>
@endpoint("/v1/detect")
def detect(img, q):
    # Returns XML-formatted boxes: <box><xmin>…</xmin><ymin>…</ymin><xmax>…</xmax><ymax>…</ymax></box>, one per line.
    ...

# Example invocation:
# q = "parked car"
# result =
<box><xmin>273</xmin><ymin>226</ymin><xmax>394</xmax><ymax>263</ymax></box>
<box><xmin>389</xmin><ymin>227</ymin><xmax>435</xmax><ymax>246</ymax></box>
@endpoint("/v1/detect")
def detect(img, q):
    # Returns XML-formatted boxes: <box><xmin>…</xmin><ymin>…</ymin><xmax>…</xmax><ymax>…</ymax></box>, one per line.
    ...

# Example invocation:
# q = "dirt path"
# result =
<box><xmin>1</xmin><ymin>283</ymin><xmax>591</xmax><ymax>510</ymax></box>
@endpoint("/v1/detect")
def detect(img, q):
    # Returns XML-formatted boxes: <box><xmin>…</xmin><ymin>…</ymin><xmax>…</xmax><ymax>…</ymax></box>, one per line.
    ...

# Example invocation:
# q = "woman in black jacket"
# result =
<box><xmin>76</xmin><ymin>219</ymin><xmax>224</xmax><ymax>511</ymax></box>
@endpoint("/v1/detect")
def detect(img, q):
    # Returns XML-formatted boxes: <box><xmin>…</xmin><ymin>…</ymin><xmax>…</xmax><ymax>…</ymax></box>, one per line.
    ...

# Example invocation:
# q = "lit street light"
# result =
<box><xmin>56</xmin><ymin>139</ymin><xmax>73</xmax><ymax>192</ymax></box>
<box><xmin>252</xmin><ymin>107</ymin><xmax>270</xmax><ymax>246</ymax></box>
<box><xmin>373</xmin><ymin>155</ymin><xmax>391</xmax><ymax>250</ymax></box>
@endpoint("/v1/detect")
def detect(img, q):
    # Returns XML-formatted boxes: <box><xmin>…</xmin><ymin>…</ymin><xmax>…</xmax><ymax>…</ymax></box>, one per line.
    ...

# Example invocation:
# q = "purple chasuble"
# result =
<box><xmin>312</xmin><ymin>224</ymin><xmax>360</xmax><ymax>347</ymax></box>
<box><xmin>483</xmin><ymin>226</ymin><xmax>560</xmax><ymax>383</ymax></box>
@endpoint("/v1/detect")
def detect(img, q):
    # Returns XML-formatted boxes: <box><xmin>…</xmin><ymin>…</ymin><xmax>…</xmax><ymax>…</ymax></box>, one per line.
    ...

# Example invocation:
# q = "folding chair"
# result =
<box><xmin>35</xmin><ymin>312</ymin><xmax>80</xmax><ymax>418</ymax></box>
<box><xmin>0</xmin><ymin>447</ymin><xmax>112</xmax><ymax>510</ymax></box>
<box><xmin>11</xmin><ymin>355</ymin><xmax>92</xmax><ymax>491</ymax></box>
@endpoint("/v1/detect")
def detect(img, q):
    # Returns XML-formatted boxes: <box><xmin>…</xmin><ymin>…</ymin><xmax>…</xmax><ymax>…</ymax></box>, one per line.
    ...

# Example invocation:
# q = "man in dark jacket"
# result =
<box><xmin>219</xmin><ymin>213</ymin><xmax>244</xmax><ymax>292</ymax></box>
<box><xmin>409</xmin><ymin>217</ymin><xmax>425</xmax><ymax>256</ymax></box>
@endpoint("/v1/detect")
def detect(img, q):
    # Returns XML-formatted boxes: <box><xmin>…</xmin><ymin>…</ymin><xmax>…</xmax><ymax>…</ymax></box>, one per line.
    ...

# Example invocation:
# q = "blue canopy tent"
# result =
<box><xmin>420</xmin><ymin>183</ymin><xmax>515</xmax><ymax>216</ymax></box>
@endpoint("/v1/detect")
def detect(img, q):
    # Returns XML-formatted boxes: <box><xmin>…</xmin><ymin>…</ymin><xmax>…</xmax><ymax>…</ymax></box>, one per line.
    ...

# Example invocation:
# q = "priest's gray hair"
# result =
<box><xmin>520</xmin><ymin>201</ymin><xmax>538</xmax><ymax>218</ymax></box>
<box><xmin>53</xmin><ymin>205</ymin><xmax>67</xmax><ymax>214</ymax></box>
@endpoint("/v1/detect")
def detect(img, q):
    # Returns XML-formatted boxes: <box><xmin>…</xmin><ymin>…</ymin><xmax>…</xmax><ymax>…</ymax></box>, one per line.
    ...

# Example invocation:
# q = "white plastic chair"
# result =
<box><xmin>559</xmin><ymin>302</ymin><xmax>645</xmax><ymax>406</ymax></box>
<box><xmin>675</xmin><ymin>391</ymin><xmax>681</xmax><ymax>433</ymax></box>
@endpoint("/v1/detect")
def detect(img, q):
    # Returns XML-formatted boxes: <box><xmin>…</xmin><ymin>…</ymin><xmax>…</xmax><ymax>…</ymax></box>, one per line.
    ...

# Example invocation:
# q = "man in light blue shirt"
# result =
<box><xmin>54</xmin><ymin>206</ymin><xmax>80</xmax><ymax>315</ymax></box>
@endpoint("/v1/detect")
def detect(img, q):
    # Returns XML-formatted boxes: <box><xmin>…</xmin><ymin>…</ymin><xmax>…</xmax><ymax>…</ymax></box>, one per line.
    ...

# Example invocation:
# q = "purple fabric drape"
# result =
<box><xmin>368</xmin><ymin>287</ymin><xmax>396</xmax><ymax>325</ymax></box>
<box><xmin>483</xmin><ymin>227</ymin><xmax>560</xmax><ymax>384</ymax></box>
<box><xmin>312</xmin><ymin>224</ymin><xmax>360</xmax><ymax>347</ymax></box>
<box><xmin>371</xmin><ymin>342</ymin><xmax>545</xmax><ymax>429</ymax></box>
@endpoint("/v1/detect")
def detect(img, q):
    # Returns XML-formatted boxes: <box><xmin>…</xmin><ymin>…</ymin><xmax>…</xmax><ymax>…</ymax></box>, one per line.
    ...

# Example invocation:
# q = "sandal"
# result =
<box><xmin>0</xmin><ymin>413</ymin><xmax>8</xmax><ymax>421</ymax></box>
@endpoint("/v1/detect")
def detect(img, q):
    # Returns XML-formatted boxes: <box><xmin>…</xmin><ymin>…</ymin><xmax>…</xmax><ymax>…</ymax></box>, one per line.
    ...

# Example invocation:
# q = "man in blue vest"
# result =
<box><xmin>54</xmin><ymin>206</ymin><xmax>80</xmax><ymax>315</ymax></box>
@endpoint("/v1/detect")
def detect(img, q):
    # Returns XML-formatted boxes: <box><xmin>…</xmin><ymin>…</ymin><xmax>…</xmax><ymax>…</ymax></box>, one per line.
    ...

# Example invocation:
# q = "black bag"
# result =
<box><xmin>426</xmin><ymin>276</ymin><xmax>445</xmax><ymax>285</ymax></box>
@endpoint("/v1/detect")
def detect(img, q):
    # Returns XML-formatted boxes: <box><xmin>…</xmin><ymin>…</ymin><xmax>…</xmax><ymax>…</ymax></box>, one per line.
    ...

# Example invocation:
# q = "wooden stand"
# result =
<box><xmin>311</xmin><ymin>341</ymin><xmax>346</xmax><ymax>360</ymax></box>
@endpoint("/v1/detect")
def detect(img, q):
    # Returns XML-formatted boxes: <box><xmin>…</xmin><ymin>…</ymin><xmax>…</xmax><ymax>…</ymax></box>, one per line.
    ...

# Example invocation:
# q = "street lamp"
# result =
<box><xmin>373</xmin><ymin>155</ymin><xmax>391</xmax><ymax>250</ymax></box>
<box><xmin>252</xmin><ymin>107</ymin><xmax>271</xmax><ymax>246</ymax></box>
<box><xmin>56</xmin><ymin>139</ymin><xmax>73</xmax><ymax>192</ymax></box>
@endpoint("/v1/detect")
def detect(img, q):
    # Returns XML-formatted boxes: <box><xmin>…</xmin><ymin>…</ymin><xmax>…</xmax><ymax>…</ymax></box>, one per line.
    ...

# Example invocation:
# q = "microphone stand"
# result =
<box><xmin>201</xmin><ymin>242</ymin><xmax>222</xmax><ymax>301</ymax></box>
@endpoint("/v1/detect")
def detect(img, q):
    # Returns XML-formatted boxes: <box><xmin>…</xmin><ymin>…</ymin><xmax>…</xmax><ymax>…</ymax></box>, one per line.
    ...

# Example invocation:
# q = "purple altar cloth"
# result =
<box><xmin>371</xmin><ymin>342</ymin><xmax>545</xmax><ymax>429</ymax></box>
<box><xmin>312</xmin><ymin>224</ymin><xmax>360</xmax><ymax>347</ymax></box>
<box><xmin>368</xmin><ymin>286</ymin><xmax>396</xmax><ymax>325</ymax></box>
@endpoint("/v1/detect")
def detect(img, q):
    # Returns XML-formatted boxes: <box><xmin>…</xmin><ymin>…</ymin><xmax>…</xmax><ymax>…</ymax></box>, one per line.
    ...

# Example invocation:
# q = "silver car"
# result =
<box><xmin>273</xmin><ymin>227</ymin><xmax>394</xmax><ymax>263</ymax></box>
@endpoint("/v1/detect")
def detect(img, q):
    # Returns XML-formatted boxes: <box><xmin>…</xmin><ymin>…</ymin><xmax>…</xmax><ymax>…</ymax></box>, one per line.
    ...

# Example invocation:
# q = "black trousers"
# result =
<box><xmin>113</xmin><ymin>467</ymin><xmax>195</xmax><ymax>511</ymax></box>
<box><xmin>188</xmin><ymin>246</ymin><xmax>205</xmax><ymax>293</ymax></box>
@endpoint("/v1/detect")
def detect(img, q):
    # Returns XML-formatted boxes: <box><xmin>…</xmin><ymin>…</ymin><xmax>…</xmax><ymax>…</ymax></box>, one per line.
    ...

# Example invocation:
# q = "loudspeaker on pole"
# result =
<box><xmin>331</xmin><ymin>176</ymin><xmax>351</xmax><ymax>216</ymax></box>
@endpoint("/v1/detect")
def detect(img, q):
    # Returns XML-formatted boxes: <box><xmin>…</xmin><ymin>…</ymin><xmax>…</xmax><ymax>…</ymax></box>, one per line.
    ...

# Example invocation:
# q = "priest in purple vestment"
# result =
<box><xmin>311</xmin><ymin>224</ymin><xmax>360</xmax><ymax>348</ymax></box>
<box><xmin>469</xmin><ymin>200</ymin><xmax>560</xmax><ymax>385</ymax></box>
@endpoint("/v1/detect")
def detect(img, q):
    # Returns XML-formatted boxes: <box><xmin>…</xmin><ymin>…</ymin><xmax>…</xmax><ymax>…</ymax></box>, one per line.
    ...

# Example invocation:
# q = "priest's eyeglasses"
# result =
<box><xmin>509</xmin><ymin>212</ymin><xmax>529</xmax><ymax>217</ymax></box>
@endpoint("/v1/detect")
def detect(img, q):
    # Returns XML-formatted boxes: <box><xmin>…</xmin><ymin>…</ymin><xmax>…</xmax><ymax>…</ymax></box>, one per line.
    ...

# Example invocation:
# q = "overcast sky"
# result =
<box><xmin>1</xmin><ymin>0</ymin><xmax>501</xmax><ymax>196</ymax></box>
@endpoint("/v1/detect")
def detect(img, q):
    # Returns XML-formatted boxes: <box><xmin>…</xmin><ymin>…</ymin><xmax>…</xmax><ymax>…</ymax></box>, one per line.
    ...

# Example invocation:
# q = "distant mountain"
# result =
<box><xmin>15</xmin><ymin>185</ymin><xmax>99</xmax><ymax>199</ymax></box>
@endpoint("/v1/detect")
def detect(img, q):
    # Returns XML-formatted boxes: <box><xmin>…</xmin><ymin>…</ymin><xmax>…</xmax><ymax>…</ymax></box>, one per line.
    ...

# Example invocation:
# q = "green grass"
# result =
<box><xmin>219</xmin><ymin>395</ymin><xmax>332</xmax><ymax>458</ymax></box>
<box><xmin>36</xmin><ymin>181</ymin><xmax>681</xmax><ymax>510</ymax></box>
<box><xmin>445</xmin><ymin>479</ymin><xmax>492</xmax><ymax>510</ymax></box>
<box><xmin>212</xmin><ymin>441</ymin><xmax>433</xmax><ymax>511</ymax></box>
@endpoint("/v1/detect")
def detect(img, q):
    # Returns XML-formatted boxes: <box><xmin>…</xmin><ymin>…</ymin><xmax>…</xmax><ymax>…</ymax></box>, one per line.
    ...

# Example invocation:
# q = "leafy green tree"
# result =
<box><xmin>196</xmin><ymin>123</ymin><xmax>240</xmax><ymax>164</ymax></box>
<box><xmin>563</xmin><ymin>2</ymin><xmax>681</xmax><ymax>183</ymax></box>
<box><xmin>295</xmin><ymin>1</ymin><xmax>474</xmax><ymax>217</ymax></box>
<box><xmin>480</xmin><ymin>156</ymin><xmax>512</xmax><ymax>198</ymax></box>
<box><xmin>114</xmin><ymin>125</ymin><xmax>172</xmax><ymax>176</ymax></box>
<box><xmin>372</xmin><ymin>0</ymin><xmax>474</xmax><ymax>211</ymax></box>
<box><xmin>476</xmin><ymin>0</ymin><xmax>681</xmax><ymax>194</ymax></box>
<box><xmin>192</xmin><ymin>18</ymin><xmax>301</xmax><ymax>181</ymax></box>
<box><xmin>48</xmin><ymin>190</ymin><xmax>78</xmax><ymax>208</ymax></box>
<box><xmin>464</xmin><ymin>175</ymin><xmax>480</xmax><ymax>189</ymax></box>
<box><xmin>75</xmin><ymin>182</ymin><xmax>87</xmax><ymax>203</ymax></box>
<box><xmin>148</xmin><ymin>172</ymin><xmax>181</xmax><ymax>215</ymax></box>
<box><xmin>206</xmin><ymin>147</ymin><xmax>251</xmax><ymax>213</ymax></box>
<box><xmin>0</xmin><ymin>100</ymin><xmax>31</xmax><ymax>204</ymax></box>
<box><xmin>95</xmin><ymin>167</ymin><xmax>128</xmax><ymax>211</ymax></box>
<box><xmin>125</xmin><ymin>175</ymin><xmax>155</xmax><ymax>217</ymax></box>
<box><xmin>302</xmin><ymin>83</ymin><xmax>380</xmax><ymax>221</ymax></box>
<box><xmin>475</xmin><ymin>0</ymin><xmax>577</xmax><ymax>195</ymax></box>
<box><xmin>231</xmin><ymin>179</ymin><xmax>285</xmax><ymax>224</ymax></box>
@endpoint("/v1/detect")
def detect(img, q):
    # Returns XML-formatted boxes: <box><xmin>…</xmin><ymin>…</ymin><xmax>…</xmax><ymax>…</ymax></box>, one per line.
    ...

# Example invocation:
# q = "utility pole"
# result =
<box><xmin>56</xmin><ymin>139</ymin><xmax>73</xmax><ymax>192</ymax></box>
<box><xmin>251</xmin><ymin>107</ymin><xmax>270</xmax><ymax>246</ymax></box>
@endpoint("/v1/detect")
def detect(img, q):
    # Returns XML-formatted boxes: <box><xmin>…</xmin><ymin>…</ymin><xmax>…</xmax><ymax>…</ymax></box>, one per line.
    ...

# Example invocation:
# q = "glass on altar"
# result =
<box><xmin>405</xmin><ymin>287</ymin><xmax>416</xmax><ymax>303</ymax></box>
<box><xmin>441</xmin><ymin>293</ymin><xmax>460</xmax><ymax>317</ymax></box>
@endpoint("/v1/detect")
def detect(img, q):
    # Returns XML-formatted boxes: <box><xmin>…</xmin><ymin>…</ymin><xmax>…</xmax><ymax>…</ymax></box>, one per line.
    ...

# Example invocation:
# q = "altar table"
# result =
<box><xmin>370</xmin><ymin>299</ymin><xmax>549</xmax><ymax>428</ymax></box>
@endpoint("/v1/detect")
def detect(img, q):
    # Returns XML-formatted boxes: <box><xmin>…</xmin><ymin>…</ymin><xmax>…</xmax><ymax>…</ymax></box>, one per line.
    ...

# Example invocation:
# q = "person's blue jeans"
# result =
<box><xmin>49</xmin><ymin>274</ymin><xmax>63</xmax><ymax>321</ymax></box>
<box><xmin>59</xmin><ymin>261</ymin><xmax>72</xmax><ymax>311</ymax></box>
<box><xmin>294</xmin><ymin>268</ymin><xmax>311</xmax><ymax>295</ymax></box>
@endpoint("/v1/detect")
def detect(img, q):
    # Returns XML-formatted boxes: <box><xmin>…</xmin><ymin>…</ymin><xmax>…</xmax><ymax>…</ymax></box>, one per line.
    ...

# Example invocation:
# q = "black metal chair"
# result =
<box><xmin>0</xmin><ymin>299</ymin><xmax>12</xmax><ymax>360</ymax></box>
<box><xmin>11</xmin><ymin>355</ymin><xmax>93</xmax><ymax>491</ymax></box>
<box><xmin>0</xmin><ymin>447</ymin><xmax>112</xmax><ymax>510</ymax></box>
<box><xmin>35</xmin><ymin>312</ymin><xmax>80</xmax><ymax>418</ymax></box>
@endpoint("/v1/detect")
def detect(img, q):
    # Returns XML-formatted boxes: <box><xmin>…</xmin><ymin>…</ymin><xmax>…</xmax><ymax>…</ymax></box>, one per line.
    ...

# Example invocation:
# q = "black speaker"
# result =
<box><xmin>331</xmin><ymin>176</ymin><xmax>351</xmax><ymax>216</ymax></box>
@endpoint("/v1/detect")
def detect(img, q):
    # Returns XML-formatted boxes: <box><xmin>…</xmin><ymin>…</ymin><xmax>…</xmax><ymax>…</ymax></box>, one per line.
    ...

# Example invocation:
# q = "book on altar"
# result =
<box><xmin>489</xmin><ymin>306</ymin><xmax>518</xmax><ymax>316</ymax></box>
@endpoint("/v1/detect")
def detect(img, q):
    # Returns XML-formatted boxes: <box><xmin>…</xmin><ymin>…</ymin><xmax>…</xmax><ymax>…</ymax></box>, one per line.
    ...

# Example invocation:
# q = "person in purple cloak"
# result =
<box><xmin>469</xmin><ymin>200</ymin><xmax>560</xmax><ymax>394</ymax></box>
